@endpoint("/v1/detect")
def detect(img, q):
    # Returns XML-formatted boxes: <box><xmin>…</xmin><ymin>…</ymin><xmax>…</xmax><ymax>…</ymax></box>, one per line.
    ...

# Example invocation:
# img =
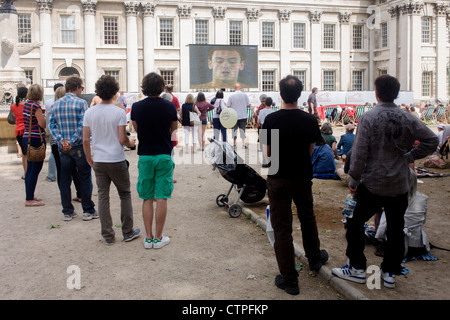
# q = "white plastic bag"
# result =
<box><xmin>266</xmin><ymin>205</ymin><xmax>275</xmax><ymax>246</ymax></box>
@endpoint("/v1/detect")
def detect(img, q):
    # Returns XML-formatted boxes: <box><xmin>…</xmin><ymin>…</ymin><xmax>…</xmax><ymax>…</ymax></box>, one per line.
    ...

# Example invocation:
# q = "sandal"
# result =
<box><xmin>25</xmin><ymin>200</ymin><xmax>45</xmax><ymax>207</ymax></box>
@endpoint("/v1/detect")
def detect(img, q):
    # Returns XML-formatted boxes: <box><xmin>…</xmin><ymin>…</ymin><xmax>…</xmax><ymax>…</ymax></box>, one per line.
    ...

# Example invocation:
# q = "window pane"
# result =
<box><xmin>421</xmin><ymin>17</ymin><xmax>430</xmax><ymax>43</ymax></box>
<box><xmin>195</xmin><ymin>20</ymin><xmax>208</xmax><ymax>44</ymax></box>
<box><xmin>353</xmin><ymin>25</ymin><xmax>363</xmax><ymax>49</ymax></box>
<box><xmin>262</xmin><ymin>22</ymin><xmax>274</xmax><ymax>48</ymax></box>
<box><xmin>381</xmin><ymin>23</ymin><xmax>388</xmax><ymax>48</ymax></box>
<box><xmin>323</xmin><ymin>71</ymin><xmax>335</xmax><ymax>91</ymax></box>
<box><xmin>229</xmin><ymin>21</ymin><xmax>242</xmax><ymax>45</ymax></box>
<box><xmin>293</xmin><ymin>23</ymin><xmax>305</xmax><ymax>48</ymax></box>
<box><xmin>61</xmin><ymin>16</ymin><xmax>76</xmax><ymax>44</ymax></box>
<box><xmin>323</xmin><ymin>24</ymin><xmax>335</xmax><ymax>49</ymax></box>
<box><xmin>422</xmin><ymin>72</ymin><xmax>432</xmax><ymax>96</ymax></box>
<box><xmin>18</xmin><ymin>14</ymin><xmax>32</xmax><ymax>44</ymax></box>
<box><xmin>105</xmin><ymin>70</ymin><xmax>120</xmax><ymax>82</ymax></box>
<box><xmin>262</xmin><ymin>71</ymin><xmax>275</xmax><ymax>91</ymax></box>
<box><xmin>293</xmin><ymin>70</ymin><xmax>306</xmax><ymax>90</ymax></box>
<box><xmin>160</xmin><ymin>70</ymin><xmax>174</xmax><ymax>86</ymax></box>
<box><xmin>352</xmin><ymin>71</ymin><xmax>363</xmax><ymax>91</ymax></box>
<box><xmin>24</xmin><ymin>70</ymin><xmax>33</xmax><ymax>84</ymax></box>
<box><xmin>104</xmin><ymin>17</ymin><xmax>118</xmax><ymax>45</ymax></box>
<box><xmin>160</xmin><ymin>19</ymin><xmax>173</xmax><ymax>46</ymax></box>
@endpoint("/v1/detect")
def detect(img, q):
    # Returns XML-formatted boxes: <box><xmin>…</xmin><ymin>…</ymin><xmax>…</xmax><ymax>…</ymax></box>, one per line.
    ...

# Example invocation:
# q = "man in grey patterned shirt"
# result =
<box><xmin>332</xmin><ymin>75</ymin><xmax>438</xmax><ymax>289</ymax></box>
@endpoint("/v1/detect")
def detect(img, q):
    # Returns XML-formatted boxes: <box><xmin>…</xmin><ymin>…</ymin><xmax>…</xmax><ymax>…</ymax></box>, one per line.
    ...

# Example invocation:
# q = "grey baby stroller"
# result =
<box><xmin>206</xmin><ymin>138</ymin><xmax>266</xmax><ymax>218</ymax></box>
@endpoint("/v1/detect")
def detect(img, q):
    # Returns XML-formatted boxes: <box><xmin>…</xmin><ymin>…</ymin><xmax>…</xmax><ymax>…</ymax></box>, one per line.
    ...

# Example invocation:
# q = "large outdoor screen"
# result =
<box><xmin>189</xmin><ymin>44</ymin><xmax>258</xmax><ymax>89</ymax></box>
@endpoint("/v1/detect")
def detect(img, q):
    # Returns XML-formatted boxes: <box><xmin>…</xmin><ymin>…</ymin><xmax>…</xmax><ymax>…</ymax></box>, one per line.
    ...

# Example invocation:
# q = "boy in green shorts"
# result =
<box><xmin>131</xmin><ymin>73</ymin><xmax>178</xmax><ymax>249</ymax></box>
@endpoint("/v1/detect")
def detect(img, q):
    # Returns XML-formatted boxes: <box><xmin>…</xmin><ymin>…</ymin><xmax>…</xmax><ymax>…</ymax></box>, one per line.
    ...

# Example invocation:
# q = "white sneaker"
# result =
<box><xmin>381</xmin><ymin>270</ymin><xmax>396</xmax><ymax>288</ymax></box>
<box><xmin>153</xmin><ymin>234</ymin><xmax>170</xmax><ymax>249</ymax></box>
<box><xmin>332</xmin><ymin>264</ymin><xmax>366</xmax><ymax>284</ymax></box>
<box><xmin>143</xmin><ymin>238</ymin><xmax>153</xmax><ymax>249</ymax></box>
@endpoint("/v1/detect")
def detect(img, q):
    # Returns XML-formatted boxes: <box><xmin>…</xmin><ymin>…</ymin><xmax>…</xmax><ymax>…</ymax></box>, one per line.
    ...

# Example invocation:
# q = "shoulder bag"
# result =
<box><xmin>26</xmin><ymin>105</ymin><xmax>46</xmax><ymax>162</ymax></box>
<box><xmin>189</xmin><ymin>105</ymin><xmax>201</xmax><ymax>126</ymax></box>
<box><xmin>7</xmin><ymin>105</ymin><xmax>16</xmax><ymax>125</ymax></box>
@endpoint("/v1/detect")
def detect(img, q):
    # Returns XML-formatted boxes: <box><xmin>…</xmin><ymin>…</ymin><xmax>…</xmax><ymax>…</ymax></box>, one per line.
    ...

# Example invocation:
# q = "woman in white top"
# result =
<box><xmin>181</xmin><ymin>94</ymin><xmax>201</xmax><ymax>153</ymax></box>
<box><xmin>212</xmin><ymin>90</ymin><xmax>227</xmax><ymax>142</ymax></box>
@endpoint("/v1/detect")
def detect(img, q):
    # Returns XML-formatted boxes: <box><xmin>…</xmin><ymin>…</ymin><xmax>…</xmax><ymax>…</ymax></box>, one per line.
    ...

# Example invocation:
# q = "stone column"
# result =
<box><xmin>309</xmin><ymin>11</ymin><xmax>322</xmax><ymax>89</ymax></box>
<box><xmin>124</xmin><ymin>1</ymin><xmax>140</xmax><ymax>92</ymax></box>
<box><xmin>142</xmin><ymin>2</ymin><xmax>156</xmax><ymax>75</ymax></box>
<box><xmin>278</xmin><ymin>10</ymin><xmax>291</xmax><ymax>79</ymax></box>
<box><xmin>410</xmin><ymin>2</ymin><xmax>423</xmax><ymax>99</ymax></box>
<box><xmin>36</xmin><ymin>0</ymin><xmax>53</xmax><ymax>85</ymax></box>
<box><xmin>81</xmin><ymin>0</ymin><xmax>97</xmax><ymax>93</ymax></box>
<box><xmin>339</xmin><ymin>12</ymin><xmax>351</xmax><ymax>91</ymax></box>
<box><xmin>213</xmin><ymin>7</ymin><xmax>227</xmax><ymax>44</ymax></box>
<box><xmin>387</xmin><ymin>6</ymin><xmax>399</xmax><ymax>78</ymax></box>
<box><xmin>178</xmin><ymin>5</ymin><xmax>192</xmax><ymax>91</ymax></box>
<box><xmin>246</xmin><ymin>8</ymin><xmax>259</xmax><ymax>46</ymax></box>
<box><xmin>398</xmin><ymin>4</ymin><xmax>412</xmax><ymax>91</ymax></box>
<box><xmin>434</xmin><ymin>3</ymin><xmax>448</xmax><ymax>100</ymax></box>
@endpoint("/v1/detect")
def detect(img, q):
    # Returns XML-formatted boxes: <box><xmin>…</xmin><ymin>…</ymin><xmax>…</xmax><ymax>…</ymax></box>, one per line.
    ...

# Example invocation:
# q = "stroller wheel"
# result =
<box><xmin>216</xmin><ymin>194</ymin><xmax>228</xmax><ymax>207</ymax></box>
<box><xmin>228</xmin><ymin>204</ymin><xmax>242</xmax><ymax>218</ymax></box>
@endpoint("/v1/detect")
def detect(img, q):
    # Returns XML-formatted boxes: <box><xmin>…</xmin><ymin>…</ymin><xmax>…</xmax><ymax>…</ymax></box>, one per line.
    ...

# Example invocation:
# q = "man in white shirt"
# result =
<box><xmin>227</xmin><ymin>83</ymin><xmax>250</xmax><ymax>149</ymax></box>
<box><xmin>83</xmin><ymin>75</ymin><xmax>140</xmax><ymax>245</ymax></box>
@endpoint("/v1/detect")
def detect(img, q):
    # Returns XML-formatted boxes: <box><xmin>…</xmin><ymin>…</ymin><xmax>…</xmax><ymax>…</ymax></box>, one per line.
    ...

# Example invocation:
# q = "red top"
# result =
<box><xmin>195</xmin><ymin>101</ymin><xmax>214</xmax><ymax>121</ymax></box>
<box><xmin>170</xmin><ymin>93</ymin><xmax>180</xmax><ymax>111</ymax></box>
<box><xmin>10</xmin><ymin>102</ymin><xmax>25</xmax><ymax>137</ymax></box>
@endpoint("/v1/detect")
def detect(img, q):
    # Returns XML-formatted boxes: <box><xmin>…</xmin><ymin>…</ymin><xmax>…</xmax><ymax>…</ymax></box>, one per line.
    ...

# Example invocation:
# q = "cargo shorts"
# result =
<box><xmin>137</xmin><ymin>154</ymin><xmax>174</xmax><ymax>200</ymax></box>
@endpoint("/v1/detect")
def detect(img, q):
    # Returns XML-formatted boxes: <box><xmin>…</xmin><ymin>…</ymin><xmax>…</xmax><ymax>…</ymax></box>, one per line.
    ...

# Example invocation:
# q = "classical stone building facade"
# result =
<box><xmin>11</xmin><ymin>0</ymin><xmax>450</xmax><ymax>102</ymax></box>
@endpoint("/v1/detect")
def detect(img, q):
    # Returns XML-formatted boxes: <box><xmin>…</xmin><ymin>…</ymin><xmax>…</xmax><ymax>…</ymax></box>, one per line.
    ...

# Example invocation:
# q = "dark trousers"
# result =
<box><xmin>52</xmin><ymin>144</ymin><xmax>81</xmax><ymax>198</ymax></box>
<box><xmin>22</xmin><ymin>137</ymin><xmax>44</xmax><ymax>201</ymax></box>
<box><xmin>346</xmin><ymin>184</ymin><xmax>408</xmax><ymax>275</ymax></box>
<box><xmin>59</xmin><ymin>145</ymin><xmax>95</xmax><ymax>215</ymax></box>
<box><xmin>267</xmin><ymin>177</ymin><xmax>321</xmax><ymax>282</ymax></box>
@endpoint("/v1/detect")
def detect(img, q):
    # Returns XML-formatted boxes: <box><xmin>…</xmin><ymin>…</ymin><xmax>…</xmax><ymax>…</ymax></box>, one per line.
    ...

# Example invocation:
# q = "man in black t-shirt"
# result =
<box><xmin>131</xmin><ymin>72</ymin><xmax>178</xmax><ymax>250</ymax></box>
<box><xmin>261</xmin><ymin>75</ymin><xmax>328</xmax><ymax>295</ymax></box>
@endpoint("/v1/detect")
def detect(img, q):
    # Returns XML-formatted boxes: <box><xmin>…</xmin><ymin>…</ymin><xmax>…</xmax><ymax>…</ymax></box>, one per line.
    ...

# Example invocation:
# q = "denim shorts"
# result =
<box><xmin>201</xmin><ymin>118</ymin><xmax>207</xmax><ymax>125</ymax></box>
<box><xmin>137</xmin><ymin>154</ymin><xmax>174</xmax><ymax>200</ymax></box>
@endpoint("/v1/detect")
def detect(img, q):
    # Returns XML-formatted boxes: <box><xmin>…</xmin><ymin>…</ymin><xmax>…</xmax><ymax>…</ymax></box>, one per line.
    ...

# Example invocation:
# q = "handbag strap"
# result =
<box><xmin>27</xmin><ymin>103</ymin><xmax>43</xmax><ymax>146</ymax></box>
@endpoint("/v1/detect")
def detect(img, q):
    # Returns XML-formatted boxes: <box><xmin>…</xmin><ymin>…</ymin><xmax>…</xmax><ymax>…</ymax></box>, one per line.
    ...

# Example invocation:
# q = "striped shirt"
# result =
<box><xmin>48</xmin><ymin>93</ymin><xmax>88</xmax><ymax>148</ymax></box>
<box><xmin>23</xmin><ymin>101</ymin><xmax>45</xmax><ymax>140</ymax></box>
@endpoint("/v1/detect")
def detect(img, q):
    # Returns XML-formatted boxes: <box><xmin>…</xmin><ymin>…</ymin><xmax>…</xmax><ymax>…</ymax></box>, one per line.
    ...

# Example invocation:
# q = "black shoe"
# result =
<box><xmin>308</xmin><ymin>249</ymin><xmax>329</xmax><ymax>271</ymax></box>
<box><xmin>275</xmin><ymin>275</ymin><xmax>299</xmax><ymax>295</ymax></box>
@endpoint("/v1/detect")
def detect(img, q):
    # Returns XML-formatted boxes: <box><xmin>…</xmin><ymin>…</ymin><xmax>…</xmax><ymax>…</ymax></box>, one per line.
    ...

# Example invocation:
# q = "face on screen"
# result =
<box><xmin>208</xmin><ymin>50</ymin><xmax>245</xmax><ymax>84</ymax></box>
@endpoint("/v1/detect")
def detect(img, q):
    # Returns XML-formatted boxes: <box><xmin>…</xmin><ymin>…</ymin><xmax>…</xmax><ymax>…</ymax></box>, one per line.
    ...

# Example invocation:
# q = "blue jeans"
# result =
<box><xmin>22</xmin><ymin>137</ymin><xmax>44</xmax><ymax>201</ymax></box>
<box><xmin>212</xmin><ymin>117</ymin><xmax>227</xmax><ymax>142</ymax></box>
<box><xmin>59</xmin><ymin>145</ymin><xmax>95</xmax><ymax>215</ymax></box>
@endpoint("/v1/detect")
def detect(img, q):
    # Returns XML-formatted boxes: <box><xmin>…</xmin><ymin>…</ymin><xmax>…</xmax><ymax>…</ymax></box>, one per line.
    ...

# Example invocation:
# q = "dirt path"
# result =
<box><xmin>0</xmin><ymin>131</ymin><xmax>339</xmax><ymax>301</ymax></box>
<box><xmin>1</xmin><ymin>126</ymin><xmax>448</xmax><ymax>303</ymax></box>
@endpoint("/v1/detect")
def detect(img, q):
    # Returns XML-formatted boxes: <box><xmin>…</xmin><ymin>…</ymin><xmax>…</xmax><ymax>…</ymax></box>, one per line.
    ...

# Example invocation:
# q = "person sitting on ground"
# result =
<box><xmin>311</xmin><ymin>136</ymin><xmax>339</xmax><ymax>179</ymax></box>
<box><xmin>337</xmin><ymin>123</ymin><xmax>356</xmax><ymax>157</ymax></box>
<box><xmin>410</xmin><ymin>106</ymin><xmax>420</xmax><ymax>119</ymax></box>
<box><xmin>320</xmin><ymin>122</ymin><xmax>339</xmax><ymax>160</ymax></box>
<box><xmin>337</xmin><ymin>148</ymin><xmax>352</xmax><ymax>186</ymax></box>
<box><xmin>436</xmin><ymin>124</ymin><xmax>446</xmax><ymax>150</ymax></box>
